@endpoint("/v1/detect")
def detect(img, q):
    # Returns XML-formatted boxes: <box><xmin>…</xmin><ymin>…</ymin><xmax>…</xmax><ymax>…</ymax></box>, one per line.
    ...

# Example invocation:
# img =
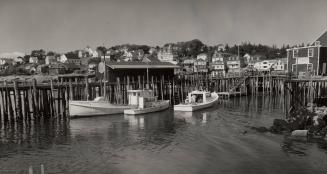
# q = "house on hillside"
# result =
<box><xmin>48</xmin><ymin>63</ymin><xmax>81</xmax><ymax>75</ymax></box>
<box><xmin>96</xmin><ymin>49</ymin><xmax>111</xmax><ymax>59</ymax></box>
<box><xmin>84</xmin><ymin>46</ymin><xmax>98</xmax><ymax>58</ymax></box>
<box><xmin>226</xmin><ymin>55</ymin><xmax>242</xmax><ymax>73</ymax></box>
<box><xmin>59</xmin><ymin>53</ymin><xmax>82</xmax><ymax>65</ymax></box>
<box><xmin>29</xmin><ymin>56</ymin><xmax>39</xmax><ymax>64</ymax></box>
<box><xmin>23</xmin><ymin>64</ymin><xmax>37</xmax><ymax>74</ymax></box>
<box><xmin>217</xmin><ymin>44</ymin><xmax>225</xmax><ymax>52</ymax></box>
<box><xmin>45</xmin><ymin>55</ymin><xmax>57</xmax><ymax>65</ymax></box>
<box><xmin>182</xmin><ymin>59</ymin><xmax>195</xmax><ymax>73</ymax></box>
<box><xmin>210</xmin><ymin>61</ymin><xmax>225</xmax><ymax>77</ymax></box>
<box><xmin>272</xmin><ymin>58</ymin><xmax>287</xmax><ymax>72</ymax></box>
<box><xmin>254</xmin><ymin>60</ymin><xmax>277</xmax><ymax>72</ymax></box>
<box><xmin>211</xmin><ymin>51</ymin><xmax>225</xmax><ymax>63</ymax></box>
<box><xmin>14</xmin><ymin>56</ymin><xmax>24</xmax><ymax>65</ymax></box>
<box><xmin>157</xmin><ymin>45</ymin><xmax>177</xmax><ymax>63</ymax></box>
<box><xmin>194</xmin><ymin>59</ymin><xmax>208</xmax><ymax>73</ymax></box>
<box><xmin>196</xmin><ymin>53</ymin><xmax>208</xmax><ymax>61</ymax></box>
<box><xmin>0</xmin><ymin>58</ymin><xmax>14</xmax><ymax>66</ymax></box>
<box><xmin>123</xmin><ymin>49</ymin><xmax>144</xmax><ymax>62</ymax></box>
<box><xmin>243</xmin><ymin>53</ymin><xmax>264</xmax><ymax>67</ymax></box>
<box><xmin>287</xmin><ymin>30</ymin><xmax>327</xmax><ymax>75</ymax></box>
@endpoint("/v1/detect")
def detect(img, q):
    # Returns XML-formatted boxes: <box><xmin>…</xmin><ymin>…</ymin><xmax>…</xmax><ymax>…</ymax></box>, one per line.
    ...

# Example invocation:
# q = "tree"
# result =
<box><xmin>47</xmin><ymin>51</ymin><xmax>55</xmax><ymax>56</ymax></box>
<box><xmin>96</xmin><ymin>46</ymin><xmax>107</xmax><ymax>60</ymax></box>
<box><xmin>31</xmin><ymin>49</ymin><xmax>46</xmax><ymax>57</ymax></box>
<box><xmin>31</xmin><ymin>49</ymin><xmax>46</xmax><ymax>63</ymax></box>
<box><xmin>23</xmin><ymin>55</ymin><xmax>30</xmax><ymax>63</ymax></box>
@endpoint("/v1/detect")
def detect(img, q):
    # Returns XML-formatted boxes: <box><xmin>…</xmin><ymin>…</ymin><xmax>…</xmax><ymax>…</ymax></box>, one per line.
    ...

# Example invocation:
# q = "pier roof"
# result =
<box><xmin>105</xmin><ymin>61</ymin><xmax>179</xmax><ymax>69</ymax></box>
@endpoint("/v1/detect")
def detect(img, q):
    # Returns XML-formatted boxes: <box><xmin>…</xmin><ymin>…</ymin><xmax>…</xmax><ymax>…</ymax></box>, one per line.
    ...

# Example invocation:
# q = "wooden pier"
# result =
<box><xmin>283</xmin><ymin>78</ymin><xmax>327</xmax><ymax>118</ymax></box>
<box><xmin>0</xmin><ymin>73</ymin><xmax>289</xmax><ymax>127</ymax></box>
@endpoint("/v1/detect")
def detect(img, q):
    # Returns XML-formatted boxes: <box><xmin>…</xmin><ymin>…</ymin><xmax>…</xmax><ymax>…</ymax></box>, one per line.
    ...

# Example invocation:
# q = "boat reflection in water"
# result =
<box><xmin>174</xmin><ymin>110</ymin><xmax>210</xmax><ymax>125</ymax></box>
<box><xmin>124</xmin><ymin>114</ymin><xmax>145</xmax><ymax>130</ymax></box>
<box><xmin>4</xmin><ymin>95</ymin><xmax>327</xmax><ymax>174</ymax></box>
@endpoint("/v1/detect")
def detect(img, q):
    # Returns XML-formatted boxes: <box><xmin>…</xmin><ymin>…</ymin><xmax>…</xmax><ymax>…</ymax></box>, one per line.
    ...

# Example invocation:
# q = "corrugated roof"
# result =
<box><xmin>105</xmin><ymin>61</ymin><xmax>179</xmax><ymax>69</ymax></box>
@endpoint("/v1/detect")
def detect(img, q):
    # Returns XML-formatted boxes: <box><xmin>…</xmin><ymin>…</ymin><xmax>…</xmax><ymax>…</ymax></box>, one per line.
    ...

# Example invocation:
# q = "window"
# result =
<box><xmin>293</xmin><ymin>49</ymin><xmax>299</xmax><ymax>58</ymax></box>
<box><xmin>308</xmin><ymin>64</ymin><xmax>313</xmax><ymax>71</ymax></box>
<box><xmin>308</xmin><ymin>48</ymin><xmax>314</xmax><ymax>57</ymax></box>
<box><xmin>292</xmin><ymin>64</ymin><xmax>296</xmax><ymax>72</ymax></box>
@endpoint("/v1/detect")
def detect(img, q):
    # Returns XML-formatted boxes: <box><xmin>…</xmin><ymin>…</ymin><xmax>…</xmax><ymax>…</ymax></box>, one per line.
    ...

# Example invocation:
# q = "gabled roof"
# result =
<box><xmin>142</xmin><ymin>55</ymin><xmax>161</xmax><ymax>62</ymax></box>
<box><xmin>314</xmin><ymin>30</ymin><xmax>327</xmax><ymax>47</ymax></box>
<box><xmin>183</xmin><ymin>59</ymin><xmax>195</xmax><ymax>64</ymax></box>
<box><xmin>65</xmin><ymin>53</ymin><xmax>79</xmax><ymax>59</ymax></box>
<box><xmin>105</xmin><ymin>61</ymin><xmax>179</xmax><ymax>69</ymax></box>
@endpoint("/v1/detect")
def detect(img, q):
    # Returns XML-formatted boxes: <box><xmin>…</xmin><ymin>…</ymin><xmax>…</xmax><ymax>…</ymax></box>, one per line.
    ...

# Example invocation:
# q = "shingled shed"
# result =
<box><xmin>287</xmin><ymin>30</ymin><xmax>327</xmax><ymax>76</ymax></box>
<box><xmin>105</xmin><ymin>61</ymin><xmax>179</xmax><ymax>82</ymax></box>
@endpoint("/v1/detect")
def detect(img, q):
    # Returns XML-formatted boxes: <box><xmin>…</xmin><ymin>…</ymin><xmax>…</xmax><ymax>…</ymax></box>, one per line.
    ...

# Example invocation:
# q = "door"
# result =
<box><xmin>323</xmin><ymin>62</ymin><xmax>326</xmax><ymax>75</ymax></box>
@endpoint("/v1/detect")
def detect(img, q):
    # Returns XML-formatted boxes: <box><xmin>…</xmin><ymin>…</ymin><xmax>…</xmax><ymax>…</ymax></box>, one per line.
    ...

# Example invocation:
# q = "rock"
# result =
<box><xmin>323</xmin><ymin>115</ymin><xmax>327</xmax><ymax>123</ymax></box>
<box><xmin>251</xmin><ymin>126</ymin><xmax>269</xmax><ymax>133</ymax></box>
<box><xmin>269</xmin><ymin>119</ymin><xmax>290</xmax><ymax>133</ymax></box>
<box><xmin>288</xmin><ymin>115</ymin><xmax>311</xmax><ymax>131</ymax></box>
<box><xmin>308</xmin><ymin>116</ymin><xmax>327</xmax><ymax>136</ymax></box>
<box><xmin>291</xmin><ymin>130</ymin><xmax>308</xmax><ymax>137</ymax></box>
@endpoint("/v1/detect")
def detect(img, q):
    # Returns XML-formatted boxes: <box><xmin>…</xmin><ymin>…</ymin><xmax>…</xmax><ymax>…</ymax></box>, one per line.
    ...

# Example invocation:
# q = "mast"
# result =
<box><xmin>146</xmin><ymin>61</ymin><xmax>149</xmax><ymax>89</ymax></box>
<box><xmin>103</xmin><ymin>44</ymin><xmax>107</xmax><ymax>98</ymax></box>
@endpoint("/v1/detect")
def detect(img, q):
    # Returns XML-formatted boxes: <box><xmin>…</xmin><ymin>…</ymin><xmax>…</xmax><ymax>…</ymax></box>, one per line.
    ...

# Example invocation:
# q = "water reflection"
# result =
<box><xmin>282</xmin><ymin>136</ymin><xmax>327</xmax><ymax>156</ymax></box>
<box><xmin>1</xmin><ymin>95</ymin><xmax>327</xmax><ymax>173</ymax></box>
<box><xmin>0</xmin><ymin>119</ymin><xmax>71</xmax><ymax>159</ymax></box>
<box><xmin>174</xmin><ymin>111</ymin><xmax>211</xmax><ymax>125</ymax></box>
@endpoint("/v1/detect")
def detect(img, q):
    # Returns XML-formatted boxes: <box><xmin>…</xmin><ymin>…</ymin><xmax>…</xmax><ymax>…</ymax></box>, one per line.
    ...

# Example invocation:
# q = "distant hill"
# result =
<box><xmin>164</xmin><ymin>39</ymin><xmax>208</xmax><ymax>58</ymax></box>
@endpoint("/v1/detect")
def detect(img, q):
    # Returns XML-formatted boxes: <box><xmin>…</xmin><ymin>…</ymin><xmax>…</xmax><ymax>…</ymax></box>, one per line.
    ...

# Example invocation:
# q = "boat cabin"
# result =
<box><xmin>186</xmin><ymin>91</ymin><xmax>211</xmax><ymax>104</ymax></box>
<box><xmin>127</xmin><ymin>90</ymin><xmax>157</xmax><ymax>108</ymax></box>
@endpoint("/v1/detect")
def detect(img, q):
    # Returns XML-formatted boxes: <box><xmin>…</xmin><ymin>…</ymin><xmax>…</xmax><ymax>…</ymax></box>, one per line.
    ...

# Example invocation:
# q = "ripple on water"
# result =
<box><xmin>1</xmin><ymin>96</ymin><xmax>327</xmax><ymax>173</ymax></box>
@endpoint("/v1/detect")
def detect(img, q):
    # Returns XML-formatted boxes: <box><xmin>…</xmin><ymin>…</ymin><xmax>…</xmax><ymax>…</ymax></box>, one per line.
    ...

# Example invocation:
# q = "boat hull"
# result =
<box><xmin>69</xmin><ymin>100</ymin><xmax>134</xmax><ymax>118</ymax></box>
<box><xmin>173</xmin><ymin>92</ymin><xmax>218</xmax><ymax>112</ymax></box>
<box><xmin>124</xmin><ymin>100</ymin><xmax>170</xmax><ymax>115</ymax></box>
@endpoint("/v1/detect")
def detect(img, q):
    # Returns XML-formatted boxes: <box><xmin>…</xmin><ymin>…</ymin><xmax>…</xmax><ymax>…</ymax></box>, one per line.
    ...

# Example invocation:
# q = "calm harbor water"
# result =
<box><xmin>1</xmin><ymin>95</ymin><xmax>327</xmax><ymax>174</ymax></box>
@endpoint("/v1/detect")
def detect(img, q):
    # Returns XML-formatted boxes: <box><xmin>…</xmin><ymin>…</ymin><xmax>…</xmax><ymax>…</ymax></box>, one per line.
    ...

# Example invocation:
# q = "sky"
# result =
<box><xmin>1</xmin><ymin>0</ymin><xmax>327</xmax><ymax>54</ymax></box>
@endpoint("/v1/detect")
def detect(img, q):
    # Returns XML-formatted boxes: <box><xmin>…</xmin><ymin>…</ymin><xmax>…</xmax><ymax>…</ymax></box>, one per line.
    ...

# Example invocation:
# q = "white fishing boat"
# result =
<box><xmin>174</xmin><ymin>90</ymin><xmax>218</xmax><ymax>112</ymax></box>
<box><xmin>124</xmin><ymin>89</ymin><xmax>170</xmax><ymax>115</ymax></box>
<box><xmin>69</xmin><ymin>97</ymin><xmax>136</xmax><ymax>118</ymax></box>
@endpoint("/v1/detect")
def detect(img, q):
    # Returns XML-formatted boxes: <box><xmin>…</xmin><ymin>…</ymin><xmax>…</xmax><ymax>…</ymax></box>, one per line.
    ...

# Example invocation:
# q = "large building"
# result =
<box><xmin>226</xmin><ymin>55</ymin><xmax>242</xmax><ymax>73</ymax></box>
<box><xmin>105</xmin><ymin>61</ymin><xmax>179</xmax><ymax>83</ymax></box>
<box><xmin>182</xmin><ymin>59</ymin><xmax>195</xmax><ymax>74</ymax></box>
<box><xmin>287</xmin><ymin>30</ymin><xmax>327</xmax><ymax>75</ymax></box>
<box><xmin>157</xmin><ymin>45</ymin><xmax>177</xmax><ymax>63</ymax></box>
<box><xmin>196</xmin><ymin>53</ymin><xmax>208</xmax><ymax>61</ymax></box>
<box><xmin>272</xmin><ymin>58</ymin><xmax>287</xmax><ymax>72</ymax></box>
<box><xmin>243</xmin><ymin>53</ymin><xmax>264</xmax><ymax>67</ymax></box>
<box><xmin>211</xmin><ymin>51</ymin><xmax>226</xmax><ymax>77</ymax></box>
<box><xmin>194</xmin><ymin>60</ymin><xmax>208</xmax><ymax>73</ymax></box>
<box><xmin>210</xmin><ymin>62</ymin><xmax>225</xmax><ymax>77</ymax></box>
